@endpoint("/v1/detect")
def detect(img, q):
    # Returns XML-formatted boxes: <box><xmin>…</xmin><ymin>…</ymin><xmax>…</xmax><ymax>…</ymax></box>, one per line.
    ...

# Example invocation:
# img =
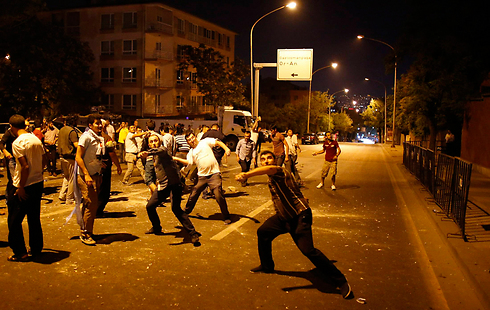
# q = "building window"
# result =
<box><xmin>218</xmin><ymin>33</ymin><xmax>223</xmax><ymax>46</ymax></box>
<box><xmin>156</xmin><ymin>42</ymin><xmax>161</xmax><ymax>51</ymax></box>
<box><xmin>123</xmin><ymin>12</ymin><xmax>137</xmax><ymax>28</ymax></box>
<box><xmin>226</xmin><ymin>36</ymin><xmax>230</xmax><ymax>49</ymax></box>
<box><xmin>102</xmin><ymin>94</ymin><xmax>114</xmax><ymax>109</ymax></box>
<box><xmin>101</xmin><ymin>68</ymin><xmax>114</xmax><ymax>83</ymax></box>
<box><xmin>122</xmin><ymin>95</ymin><xmax>137</xmax><ymax>110</ymax></box>
<box><xmin>101</xmin><ymin>41</ymin><xmax>114</xmax><ymax>55</ymax></box>
<box><xmin>191</xmin><ymin>72</ymin><xmax>197</xmax><ymax>89</ymax></box>
<box><xmin>177</xmin><ymin>18</ymin><xmax>185</xmax><ymax>35</ymax></box>
<box><xmin>176</xmin><ymin>70</ymin><xmax>184</xmax><ymax>84</ymax></box>
<box><xmin>123</xmin><ymin>40</ymin><xmax>137</xmax><ymax>55</ymax></box>
<box><xmin>66</xmin><ymin>11</ymin><xmax>80</xmax><ymax>35</ymax></box>
<box><xmin>176</xmin><ymin>95</ymin><xmax>183</xmax><ymax>109</ymax></box>
<box><xmin>101</xmin><ymin>14</ymin><xmax>114</xmax><ymax>30</ymax></box>
<box><xmin>156</xmin><ymin>95</ymin><xmax>163</xmax><ymax>113</ymax></box>
<box><xmin>123</xmin><ymin>68</ymin><xmax>137</xmax><ymax>83</ymax></box>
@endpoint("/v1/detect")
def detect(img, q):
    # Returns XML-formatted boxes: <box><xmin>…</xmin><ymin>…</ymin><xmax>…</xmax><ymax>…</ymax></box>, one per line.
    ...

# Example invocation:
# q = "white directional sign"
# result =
<box><xmin>277</xmin><ymin>49</ymin><xmax>313</xmax><ymax>81</ymax></box>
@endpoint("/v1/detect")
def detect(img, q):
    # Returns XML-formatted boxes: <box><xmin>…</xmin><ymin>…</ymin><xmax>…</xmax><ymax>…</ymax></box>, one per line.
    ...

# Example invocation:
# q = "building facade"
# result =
<box><xmin>39</xmin><ymin>2</ymin><xmax>236</xmax><ymax>118</ymax></box>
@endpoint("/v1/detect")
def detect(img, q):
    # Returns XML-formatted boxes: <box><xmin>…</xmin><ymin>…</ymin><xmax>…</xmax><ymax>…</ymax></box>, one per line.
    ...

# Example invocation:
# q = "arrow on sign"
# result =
<box><xmin>291</xmin><ymin>73</ymin><xmax>298</xmax><ymax>77</ymax></box>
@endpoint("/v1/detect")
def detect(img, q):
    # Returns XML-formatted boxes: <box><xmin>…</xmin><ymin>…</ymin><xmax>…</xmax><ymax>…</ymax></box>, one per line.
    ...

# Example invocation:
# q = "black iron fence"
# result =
<box><xmin>403</xmin><ymin>142</ymin><xmax>472</xmax><ymax>240</ymax></box>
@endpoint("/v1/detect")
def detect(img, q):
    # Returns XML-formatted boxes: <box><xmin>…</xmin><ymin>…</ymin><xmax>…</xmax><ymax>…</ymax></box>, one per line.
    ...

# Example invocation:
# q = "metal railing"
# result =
<box><xmin>403</xmin><ymin>142</ymin><xmax>472</xmax><ymax>240</ymax></box>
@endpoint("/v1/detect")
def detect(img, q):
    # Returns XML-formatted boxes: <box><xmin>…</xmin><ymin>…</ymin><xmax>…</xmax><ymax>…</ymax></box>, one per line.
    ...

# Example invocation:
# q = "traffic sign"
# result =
<box><xmin>277</xmin><ymin>49</ymin><xmax>313</xmax><ymax>81</ymax></box>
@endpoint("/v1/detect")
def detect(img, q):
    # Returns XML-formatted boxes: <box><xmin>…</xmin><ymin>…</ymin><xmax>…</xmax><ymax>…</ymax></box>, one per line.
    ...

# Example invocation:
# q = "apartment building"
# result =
<box><xmin>39</xmin><ymin>2</ymin><xmax>236</xmax><ymax>118</ymax></box>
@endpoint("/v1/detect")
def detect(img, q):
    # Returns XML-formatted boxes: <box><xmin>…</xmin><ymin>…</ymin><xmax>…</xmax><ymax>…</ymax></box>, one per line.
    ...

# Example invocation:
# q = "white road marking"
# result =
<box><xmin>210</xmin><ymin>200</ymin><xmax>272</xmax><ymax>240</ymax></box>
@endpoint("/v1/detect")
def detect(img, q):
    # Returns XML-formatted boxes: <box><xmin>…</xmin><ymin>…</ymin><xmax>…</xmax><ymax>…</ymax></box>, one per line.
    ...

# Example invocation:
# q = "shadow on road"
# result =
<box><xmin>275</xmin><ymin>268</ymin><xmax>339</xmax><ymax>295</ymax></box>
<box><xmin>97</xmin><ymin>211</ymin><xmax>136</xmax><ymax>218</ymax></box>
<box><xmin>108</xmin><ymin>197</ymin><xmax>129</xmax><ymax>202</ymax></box>
<box><xmin>190</xmin><ymin>213</ymin><xmax>260</xmax><ymax>224</ymax></box>
<box><xmin>43</xmin><ymin>185</ymin><xmax>61</xmax><ymax>195</ymax></box>
<box><xmin>224</xmin><ymin>191</ymin><xmax>248</xmax><ymax>198</ymax></box>
<box><xmin>31</xmin><ymin>248</ymin><xmax>70</xmax><ymax>264</ymax></box>
<box><xmin>164</xmin><ymin>226</ymin><xmax>201</xmax><ymax>247</ymax></box>
<box><xmin>95</xmin><ymin>233</ymin><xmax>139</xmax><ymax>244</ymax></box>
<box><xmin>0</xmin><ymin>240</ymin><xmax>8</xmax><ymax>248</ymax></box>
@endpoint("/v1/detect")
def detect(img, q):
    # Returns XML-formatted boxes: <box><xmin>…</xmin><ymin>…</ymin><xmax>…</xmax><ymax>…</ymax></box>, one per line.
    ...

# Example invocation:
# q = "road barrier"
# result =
<box><xmin>403</xmin><ymin>142</ymin><xmax>472</xmax><ymax>240</ymax></box>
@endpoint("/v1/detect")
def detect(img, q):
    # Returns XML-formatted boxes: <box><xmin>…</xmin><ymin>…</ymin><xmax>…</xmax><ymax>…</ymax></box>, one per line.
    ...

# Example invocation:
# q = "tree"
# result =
<box><xmin>0</xmin><ymin>4</ymin><xmax>100</xmax><ymax>120</ymax></box>
<box><xmin>332</xmin><ymin>112</ymin><xmax>353</xmax><ymax>141</ymax></box>
<box><xmin>179</xmin><ymin>44</ymin><xmax>248</xmax><ymax>110</ymax></box>
<box><xmin>397</xmin><ymin>1</ymin><xmax>490</xmax><ymax>150</ymax></box>
<box><xmin>361</xmin><ymin>98</ymin><xmax>385</xmax><ymax>142</ymax></box>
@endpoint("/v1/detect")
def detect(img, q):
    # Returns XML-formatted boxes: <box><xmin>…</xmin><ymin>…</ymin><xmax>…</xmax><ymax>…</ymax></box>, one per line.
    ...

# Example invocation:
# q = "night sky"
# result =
<box><xmin>48</xmin><ymin>0</ymin><xmax>412</xmax><ymax>98</ymax></box>
<box><xmin>161</xmin><ymin>0</ymin><xmax>410</xmax><ymax>98</ymax></box>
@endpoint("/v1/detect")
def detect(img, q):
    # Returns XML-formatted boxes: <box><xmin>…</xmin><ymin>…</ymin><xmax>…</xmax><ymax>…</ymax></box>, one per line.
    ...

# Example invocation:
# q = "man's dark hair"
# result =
<box><xmin>34</xmin><ymin>119</ymin><xmax>43</xmax><ymax>128</ymax></box>
<box><xmin>147</xmin><ymin>120</ymin><xmax>156</xmax><ymax>130</ymax></box>
<box><xmin>260</xmin><ymin>150</ymin><xmax>276</xmax><ymax>160</ymax></box>
<box><xmin>87</xmin><ymin>113</ymin><xmax>102</xmax><ymax>126</ymax></box>
<box><xmin>9</xmin><ymin>114</ymin><xmax>25</xmax><ymax>129</ymax></box>
<box><xmin>211</xmin><ymin>123</ymin><xmax>220</xmax><ymax>130</ymax></box>
<box><xmin>244</xmin><ymin>130</ymin><xmax>251</xmax><ymax>135</ymax></box>
<box><xmin>66</xmin><ymin>115</ymin><xmax>78</xmax><ymax>127</ymax></box>
<box><xmin>185</xmin><ymin>132</ymin><xmax>195</xmax><ymax>140</ymax></box>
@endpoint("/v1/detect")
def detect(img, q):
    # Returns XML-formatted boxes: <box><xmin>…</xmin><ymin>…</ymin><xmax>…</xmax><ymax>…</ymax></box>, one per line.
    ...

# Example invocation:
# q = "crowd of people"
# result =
<box><xmin>0</xmin><ymin>113</ymin><xmax>352</xmax><ymax>299</ymax></box>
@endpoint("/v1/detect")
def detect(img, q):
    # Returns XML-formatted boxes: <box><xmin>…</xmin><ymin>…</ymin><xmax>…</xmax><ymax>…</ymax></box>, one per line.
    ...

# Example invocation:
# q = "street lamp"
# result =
<box><xmin>365</xmin><ymin>77</ymin><xmax>387</xmax><ymax>143</ymax></box>
<box><xmin>357</xmin><ymin>35</ymin><xmax>397</xmax><ymax>147</ymax></box>
<box><xmin>328</xmin><ymin>88</ymin><xmax>349</xmax><ymax>131</ymax></box>
<box><xmin>250</xmin><ymin>2</ymin><xmax>297</xmax><ymax>116</ymax></box>
<box><xmin>307</xmin><ymin>62</ymin><xmax>338</xmax><ymax>133</ymax></box>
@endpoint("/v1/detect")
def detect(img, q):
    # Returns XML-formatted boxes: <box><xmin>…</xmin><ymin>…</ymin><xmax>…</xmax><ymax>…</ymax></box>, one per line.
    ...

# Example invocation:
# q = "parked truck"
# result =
<box><xmin>136</xmin><ymin>107</ymin><xmax>253</xmax><ymax>151</ymax></box>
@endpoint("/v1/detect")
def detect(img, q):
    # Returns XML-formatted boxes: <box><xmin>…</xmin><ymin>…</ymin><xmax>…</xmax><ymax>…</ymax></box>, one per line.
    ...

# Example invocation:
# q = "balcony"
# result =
<box><xmin>146</xmin><ymin>22</ymin><xmax>173</xmax><ymax>35</ymax></box>
<box><xmin>145</xmin><ymin>78</ymin><xmax>174</xmax><ymax>89</ymax></box>
<box><xmin>145</xmin><ymin>50</ymin><xmax>173</xmax><ymax>61</ymax></box>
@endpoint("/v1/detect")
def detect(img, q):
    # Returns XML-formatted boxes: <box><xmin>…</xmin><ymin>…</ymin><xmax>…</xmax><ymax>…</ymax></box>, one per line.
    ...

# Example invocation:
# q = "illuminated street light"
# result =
<box><xmin>357</xmin><ymin>35</ymin><xmax>397</xmax><ymax>147</ymax></box>
<box><xmin>307</xmin><ymin>62</ymin><xmax>338</xmax><ymax>132</ymax></box>
<box><xmin>365</xmin><ymin>77</ymin><xmax>387</xmax><ymax>143</ymax></box>
<box><xmin>250</xmin><ymin>2</ymin><xmax>296</xmax><ymax>116</ymax></box>
<box><xmin>328</xmin><ymin>88</ymin><xmax>349</xmax><ymax>131</ymax></box>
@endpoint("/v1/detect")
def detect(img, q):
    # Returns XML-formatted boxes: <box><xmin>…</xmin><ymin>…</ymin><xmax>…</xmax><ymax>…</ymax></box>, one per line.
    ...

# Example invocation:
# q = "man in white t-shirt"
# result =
<box><xmin>7</xmin><ymin>114</ymin><xmax>45</xmax><ymax>262</ymax></box>
<box><xmin>173</xmin><ymin>132</ymin><xmax>232</xmax><ymax>224</ymax></box>
<box><xmin>122</xmin><ymin>124</ymin><xmax>145</xmax><ymax>184</ymax></box>
<box><xmin>76</xmin><ymin>114</ymin><xmax>105</xmax><ymax>246</ymax></box>
<box><xmin>284</xmin><ymin>129</ymin><xmax>302</xmax><ymax>185</ymax></box>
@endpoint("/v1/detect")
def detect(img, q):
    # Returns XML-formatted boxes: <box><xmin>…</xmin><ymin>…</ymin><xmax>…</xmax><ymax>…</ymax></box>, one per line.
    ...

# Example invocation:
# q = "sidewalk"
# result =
<box><xmin>387</xmin><ymin>143</ymin><xmax>490</xmax><ymax>309</ymax></box>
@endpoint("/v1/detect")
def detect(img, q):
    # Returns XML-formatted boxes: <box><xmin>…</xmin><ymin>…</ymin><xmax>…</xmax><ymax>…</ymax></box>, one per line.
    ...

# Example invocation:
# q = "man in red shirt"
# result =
<box><xmin>270</xmin><ymin>127</ymin><xmax>289</xmax><ymax>167</ymax></box>
<box><xmin>313</xmin><ymin>132</ymin><xmax>341</xmax><ymax>190</ymax></box>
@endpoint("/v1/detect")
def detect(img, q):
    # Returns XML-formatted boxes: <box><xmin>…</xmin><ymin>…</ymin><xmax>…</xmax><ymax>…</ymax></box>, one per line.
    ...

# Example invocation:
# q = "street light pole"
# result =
<box><xmin>357</xmin><ymin>35</ymin><xmax>397</xmax><ymax>147</ymax></box>
<box><xmin>307</xmin><ymin>63</ymin><xmax>337</xmax><ymax>133</ymax></box>
<box><xmin>329</xmin><ymin>88</ymin><xmax>349</xmax><ymax>132</ymax></box>
<box><xmin>250</xmin><ymin>2</ymin><xmax>296</xmax><ymax>116</ymax></box>
<box><xmin>365</xmin><ymin>77</ymin><xmax>387</xmax><ymax>143</ymax></box>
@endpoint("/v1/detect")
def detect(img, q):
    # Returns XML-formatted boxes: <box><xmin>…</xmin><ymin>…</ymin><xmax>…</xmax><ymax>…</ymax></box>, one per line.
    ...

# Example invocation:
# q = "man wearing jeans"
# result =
<box><xmin>7</xmin><ymin>114</ymin><xmax>45</xmax><ymax>261</ymax></box>
<box><xmin>58</xmin><ymin>115</ymin><xmax>79</xmax><ymax>205</ymax></box>
<box><xmin>173</xmin><ymin>133</ymin><xmax>232</xmax><ymax>225</ymax></box>
<box><xmin>76</xmin><ymin>114</ymin><xmax>104</xmax><ymax>245</ymax></box>
<box><xmin>122</xmin><ymin>124</ymin><xmax>145</xmax><ymax>184</ymax></box>
<box><xmin>235</xmin><ymin>131</ymin><xmax>256</xmax><ymax>186</ymax></box>
<box><xmin>235</xmin><ymin>150</ymin><xmax>353</xmax><ymax>299</ymax></box>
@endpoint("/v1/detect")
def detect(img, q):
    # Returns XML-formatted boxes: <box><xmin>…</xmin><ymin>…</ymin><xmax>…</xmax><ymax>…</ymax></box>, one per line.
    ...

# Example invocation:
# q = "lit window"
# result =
<box><xmin>123</xmin><ymin>68</ymin><xmax>137</xmax><ymax>83</ymax></box>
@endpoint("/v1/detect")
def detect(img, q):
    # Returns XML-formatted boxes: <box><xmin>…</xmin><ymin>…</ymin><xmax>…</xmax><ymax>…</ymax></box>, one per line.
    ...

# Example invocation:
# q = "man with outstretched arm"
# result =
<box><xmin>235</xmin><ymin>150</ymin><xmax>353</xmax><ymax>299</ymax></box>
<box><xmin>139</xmin><ymin>134</ymin><xmax>201</xmax><ymax>244</ymax></box>
<box><xmin>173</xmin><ymin>132</ymin><xmax>232</xmax><ymax>225</ymax></box>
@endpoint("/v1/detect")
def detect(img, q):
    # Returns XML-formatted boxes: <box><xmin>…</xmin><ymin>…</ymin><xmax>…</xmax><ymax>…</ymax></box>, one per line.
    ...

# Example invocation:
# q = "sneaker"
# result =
<box><xmin>316</xmin><ymin>183</ymin><xmax>324</xmax><ymax>189</ymax></box>
<box><xmin>339</xmin><ymin>281</ymin><xmax>354</xmax><ymax>299</ymax></box>
<box><xmin>331</xmin><ymin>184</ymin><xmax>336</xmax><ymax>191</ymax></box>
<box><xmin>191</xmin><ymin>232</ymin><xmax>201</xmax><ymax>244</ymax></box>
<box><xmin>80</xmin><ymin>234</ymin><xmax>96</xmax><ymax>246</ymax></box>
<box><xmin>224</xmin><ymin>219</ymin><xmax>232</xmax><ymax>225</ymax></box>
<box><xmin>250</xmin><ymin>265</ymin><xmax>274</xmax><ymax>274</ymax></box>
<box><xmin>145</xmin><ymin>227</ymin><xmax>163</xmax><ymax>235</ymax></box>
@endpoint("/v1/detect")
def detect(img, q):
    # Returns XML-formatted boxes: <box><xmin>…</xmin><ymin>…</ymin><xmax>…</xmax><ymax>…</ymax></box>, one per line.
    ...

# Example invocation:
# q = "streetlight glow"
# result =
<box><xmin>250</xmin><ymin>2</ymin><xmax>298</xmax><ymax>117</ymax></box>
<box><xmin>307</xmin><ymin>62</ymin><xmax>339</xmax><ymax>132</ymax></box>
<box><xmin>357</xmin><ymin>35</ymin><xmax>397</xmax><ymax>147</ymax></box>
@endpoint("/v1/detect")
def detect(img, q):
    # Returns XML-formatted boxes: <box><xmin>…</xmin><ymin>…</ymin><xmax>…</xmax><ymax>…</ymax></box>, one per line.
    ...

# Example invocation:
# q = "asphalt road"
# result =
<box><xmin>0</xmin><ymin>143</ymin><xmax>470</xmax><ymax>309</ymax></box>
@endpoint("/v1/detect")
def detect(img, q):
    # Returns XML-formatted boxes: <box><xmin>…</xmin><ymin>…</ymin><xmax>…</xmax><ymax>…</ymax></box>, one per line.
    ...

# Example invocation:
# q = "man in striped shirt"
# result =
<box><xmin>235</xmin><ymin>150</ymin><xmax>353</xmax><ymax>299</ymax></box>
